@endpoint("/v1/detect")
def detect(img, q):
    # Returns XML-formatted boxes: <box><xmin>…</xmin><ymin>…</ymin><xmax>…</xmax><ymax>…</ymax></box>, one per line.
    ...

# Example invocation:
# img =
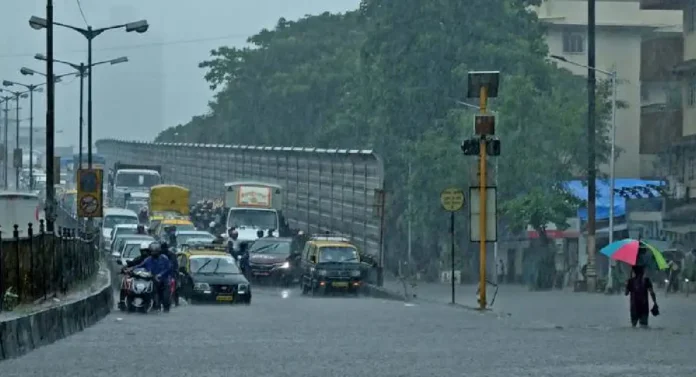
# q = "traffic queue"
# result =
<box><xmin>58</xmin><ymin>168</ymin><xmax>374</xmax><ymax>314</ymax></box>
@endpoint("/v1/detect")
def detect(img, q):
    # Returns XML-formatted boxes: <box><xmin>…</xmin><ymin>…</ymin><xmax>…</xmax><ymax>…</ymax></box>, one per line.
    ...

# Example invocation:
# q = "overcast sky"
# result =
<box><xmin>0</xmin><ymin>0</ymin><xmax>359</xmax><ymax>148</ymax></box>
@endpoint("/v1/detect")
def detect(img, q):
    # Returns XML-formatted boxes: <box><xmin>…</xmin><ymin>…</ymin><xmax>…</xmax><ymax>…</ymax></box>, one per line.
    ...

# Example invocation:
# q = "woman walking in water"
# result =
<box><xmin>625</xmin><ymin>265</ymin><xmax>657</xmax><ymax>328</ymax></box>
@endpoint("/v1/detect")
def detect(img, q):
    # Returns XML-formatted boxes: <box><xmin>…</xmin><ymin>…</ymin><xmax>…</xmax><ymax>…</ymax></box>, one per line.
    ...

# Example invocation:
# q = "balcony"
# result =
<box><xmin>640</xmin><ymin>104</ymin><xmax>682</xmax><ymax>155</ymax></box>
<box><xmin>641</xmin><ymin>35</ymin><xmax>683</xmax><ymax>82</ymax></box>
<box><xmin>640</xmin><ymin>0</ymin><xmax>684</xmax><ymax>10</ymax></box>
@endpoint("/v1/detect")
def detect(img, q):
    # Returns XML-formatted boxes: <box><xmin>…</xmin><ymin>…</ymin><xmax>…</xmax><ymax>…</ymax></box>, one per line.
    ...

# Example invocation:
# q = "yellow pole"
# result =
<box><xmin>478</xmin><ymin>85</ymin><xmax>488</xmax><ymax>310</ymax></box>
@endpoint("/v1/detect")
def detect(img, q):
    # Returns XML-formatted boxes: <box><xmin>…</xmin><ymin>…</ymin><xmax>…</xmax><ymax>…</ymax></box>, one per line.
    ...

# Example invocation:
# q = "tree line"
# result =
<box><xmin>156</xmin><ymin>0</ymin><xmax>615</xmax><ymax>285</ymax></box>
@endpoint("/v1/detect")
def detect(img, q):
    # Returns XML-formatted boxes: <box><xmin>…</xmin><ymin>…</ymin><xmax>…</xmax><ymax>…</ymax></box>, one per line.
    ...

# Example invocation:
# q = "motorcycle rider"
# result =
<box><xmin>227</xmin><ymin>229</ymin><xmax>240</xmax><ymax>258</ymax></box>
<box><xmin>133</xmin><ymin>242</ymin><xmax>172</xmax><ymax>312</ymax></box>
<box><xmin>161</xmin><ymin>242</ymin><xmax>180</xmax><ymax>306</ymax></box>
<box><xmin>118</xmin><ymin>241</ymin><xmax>152</xmax><ymax>310</ymax></box>
<box><xmin>136</xmin><ymin>224</ymin><xmax>146</xmax><ymax>235</ymax></box>
<box><xmin>138</xmin><ymin>206</ymin><xmax>149</xmax><ymax>224</ymax></box>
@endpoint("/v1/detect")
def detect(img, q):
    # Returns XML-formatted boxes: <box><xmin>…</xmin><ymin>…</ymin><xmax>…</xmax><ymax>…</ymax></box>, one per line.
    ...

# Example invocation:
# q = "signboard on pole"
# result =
<box><xmin>77</xmin><ymin>168</ymin><xmax>103</xmax><ymax>218</ymax></box>
<box><xmin>440</xmin><ymin>187</ymin><xmax>465</xmax><ymax>212</ymax></box>
<box><xmin>469</xmin><ymin>186</ymin><xmax>497</xmax><ymax>242</ymax></box>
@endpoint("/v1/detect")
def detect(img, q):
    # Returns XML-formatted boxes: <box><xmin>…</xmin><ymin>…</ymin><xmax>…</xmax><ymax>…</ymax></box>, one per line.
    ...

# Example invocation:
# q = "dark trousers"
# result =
<box><xmin>154</xmin><ymin>279</ymin><xmax>172</xmax><ymax>311</ymax></box>
<box><xmin>630</xmin><ymin>307</ymin><xmax>649</xmax><ymax>327</ymax></box>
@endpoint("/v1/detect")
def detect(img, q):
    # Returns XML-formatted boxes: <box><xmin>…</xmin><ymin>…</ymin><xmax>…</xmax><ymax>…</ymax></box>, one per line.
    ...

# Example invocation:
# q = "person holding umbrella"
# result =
<box><xmin>625</xmin><ymin>264</ymin><xmax>657</xmax><ymax>328</ymax></box>
<box><xmin>601</xmin><ymin>239</ymin><xmax>666</xmax><ymax>328</ymax></box>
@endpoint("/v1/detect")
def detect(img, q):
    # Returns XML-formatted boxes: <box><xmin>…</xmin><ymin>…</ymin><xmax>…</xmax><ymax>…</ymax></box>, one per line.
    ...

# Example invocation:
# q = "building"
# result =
<box><xmin>535</xmin><ymin>0</ymin><xmax>682</xmax><ymax>179</ymax></box>
<box><xmin>640</xmin><ymin>0</ymin><xmax>696</xmax><ymax>249</ymax></box>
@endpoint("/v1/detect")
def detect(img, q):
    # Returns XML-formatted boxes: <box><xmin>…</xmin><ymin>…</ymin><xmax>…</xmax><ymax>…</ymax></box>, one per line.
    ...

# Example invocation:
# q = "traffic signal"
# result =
<box><xmin>461</xmin><ymin>139</ymin><xmax>480</xmax><ymax>155</ymax></box>
<box><xmin>487</xmin><ymin>139</ymin><xmax>501</xmax><ymax>156</ymax></box>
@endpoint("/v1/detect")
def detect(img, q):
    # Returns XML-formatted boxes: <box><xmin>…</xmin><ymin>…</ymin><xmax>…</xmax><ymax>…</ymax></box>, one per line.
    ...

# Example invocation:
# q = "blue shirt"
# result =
<box><xmin>136</xmin><ymin>254</ymin><xmax>172</xmax><ymax>281</ymax></box>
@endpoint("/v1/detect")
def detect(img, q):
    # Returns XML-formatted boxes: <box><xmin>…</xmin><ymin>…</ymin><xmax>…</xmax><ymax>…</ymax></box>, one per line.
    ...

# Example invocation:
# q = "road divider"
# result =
<box><xmin>0</xmin><ymin>264</ymin><xmax>113</xmax><ymax>361</ymax></box>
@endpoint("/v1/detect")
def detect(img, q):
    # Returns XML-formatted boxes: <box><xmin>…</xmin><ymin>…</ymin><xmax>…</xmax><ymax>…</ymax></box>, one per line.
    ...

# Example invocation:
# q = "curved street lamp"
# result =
<box><xmin>29</xmin><ymin>15</ymin><xmax>148</xmax><ymax>168</ymax></box>
<box><xmin>0</xmin><ymin>86</ymin><xmax>30</xmax><ymax>188</ymax></box>
<box><xmin>34</xmin><ymin>54</ymin><xmax>128</xmax><ymax>169</ymax></box>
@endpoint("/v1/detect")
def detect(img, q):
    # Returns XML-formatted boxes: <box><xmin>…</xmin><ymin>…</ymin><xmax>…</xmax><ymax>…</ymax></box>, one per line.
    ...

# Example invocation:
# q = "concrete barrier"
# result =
<box><xmin>0</xmin><ymin>267</ymin><xmax>113</xmax><ymax>361</ymax></box>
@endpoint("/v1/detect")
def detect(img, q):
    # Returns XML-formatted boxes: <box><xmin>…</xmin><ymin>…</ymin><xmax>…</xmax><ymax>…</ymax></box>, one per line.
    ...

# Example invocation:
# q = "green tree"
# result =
<box><xmin>155</xmin><ymin>1</ymin><xmax>614</xmax><ymax>283</ymax></box>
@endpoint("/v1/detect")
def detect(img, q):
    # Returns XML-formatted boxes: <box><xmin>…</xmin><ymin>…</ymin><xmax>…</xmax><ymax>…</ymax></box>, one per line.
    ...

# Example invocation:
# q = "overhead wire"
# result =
<box><xmin>0</xmin><ymin>34</ymin><xmax>250</xmax><ymax>60</ymax></box>
<box><xmin>75</xmin><ymin>0</ymin><xmax>89</xmax><ymax>26</ymax></box>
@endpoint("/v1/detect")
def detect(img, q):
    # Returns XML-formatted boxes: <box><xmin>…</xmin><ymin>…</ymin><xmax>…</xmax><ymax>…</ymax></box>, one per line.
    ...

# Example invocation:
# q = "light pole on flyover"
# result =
<box><xmin>34</xmin><ymin>54</ymin><xmax>128</xmax><ymax>169</ymax></box>
<box><xmin>2</xmin><ymin>79</ymin><xmax>45</xmax><ymax>190</ymax></box>
<box><xmin>29</xmin><ymin>15</ymin><xmax>148</xmax><ymax>169</ymax></box>
<box><xmin>0</xmin><ymin>86</ymin><xmax>29</xmax><ymax>190</ymax></box>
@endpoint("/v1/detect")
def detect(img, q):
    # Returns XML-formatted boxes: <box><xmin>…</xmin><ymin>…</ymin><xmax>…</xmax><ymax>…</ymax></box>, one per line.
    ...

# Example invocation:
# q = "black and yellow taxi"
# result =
<box><xmin>176</xmin><ymin>247</ymin><xmax>251</xmax><ymax>304</ymax></box>
<box><xmin>299</xmin><ymin>235</ymin><xmax>362</xmax><ymax>295</ymax></box>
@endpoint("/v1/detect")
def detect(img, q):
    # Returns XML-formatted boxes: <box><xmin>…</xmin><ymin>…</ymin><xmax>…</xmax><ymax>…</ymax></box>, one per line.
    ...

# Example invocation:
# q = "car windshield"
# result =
<box><xmin>226</xmin><ymin>209</ymin><xmax>277</xmax><ymax>229</ymax></box>
<box><xmin>104</xmin><ymin>215</ymin><xmax>138</xmax><ymax>229</ymax></box>
<box><xmin>190</xmin><ymin>256</ymin><xmax>241</xmax><ymax>274</ymax></box>
<box><xmin>113</xmin><ymin>227</ymin><xmax>137</xmax><ymax>238</ymax></box>
<box><xmin>319</xmin><ymin>246</ymin><xmax>359</xmax><ymax>263</ymax></box>
<box><xmin>249</xmin><ymin>240</ymin><xmax>291</xmax><ymax>255</ymax></box>
<box><xmin>178</xmin><ymin>233</ymin><xmax>216</xmax><ymax>244</ymax></box>
<box><xmin>122</xmin><ymin>244</ymin><xmax>141</xmax><ymax>259</ymax></box>
<box><xmin>126</xmin><ymin>201</ymin><xmax>148</xmax><ymax>213</ymax></box>
<box><xmin>115</xmin><ymin>172</ymin><xmax>160</xmax><ymax>188</ymax></box>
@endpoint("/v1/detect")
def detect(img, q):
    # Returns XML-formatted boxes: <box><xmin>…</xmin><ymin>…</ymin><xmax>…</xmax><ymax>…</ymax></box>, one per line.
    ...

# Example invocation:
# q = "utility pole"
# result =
<box><xmin>2</xmin><ymin>99</ymin><xmax>9</xmax><ymax>189</ymax></box>
<box><xmin>15</xmin><ymin>96</ymin><xmax>20</xmax><ymax>189</ymax></box>
<box><xmin>586</xmin><ymin>0</ymin><xmax>598</xmax><ymax>292</ymax></box>
<box><xmin>46</xmin><ymin>0</ymin><xmax>56</xmax><ymax>232</ymax></box>
<box><xmin>462</xmin><ymin>71</ymin><xmax>501</xmax><ymax>310</ymax></box>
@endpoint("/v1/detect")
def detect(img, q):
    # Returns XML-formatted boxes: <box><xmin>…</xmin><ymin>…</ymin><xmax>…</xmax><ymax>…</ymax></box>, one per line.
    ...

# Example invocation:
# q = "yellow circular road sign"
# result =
<box><xmin>440</xmin><ymin>187</ymin><xmax>465</xmax><ymax>212</ymax></box>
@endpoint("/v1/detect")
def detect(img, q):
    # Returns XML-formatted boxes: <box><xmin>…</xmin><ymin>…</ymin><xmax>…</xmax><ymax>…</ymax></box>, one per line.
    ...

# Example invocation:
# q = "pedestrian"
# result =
<box><xmin>496</xmin><ymin>259</ymin><xmax>505</xmax><ymax>284</ymax></box>
<box><xmin>625</xmin><ymin>265</ymin><xmax>657</xmax><ymax>328</ymax></box>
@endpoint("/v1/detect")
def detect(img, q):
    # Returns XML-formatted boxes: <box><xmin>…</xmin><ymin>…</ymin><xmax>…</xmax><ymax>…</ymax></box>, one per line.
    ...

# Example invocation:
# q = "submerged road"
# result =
<box><xmin>0</xmin><ymin>285</ymin><xmax>692</xmax><ymax>377</ymax></box>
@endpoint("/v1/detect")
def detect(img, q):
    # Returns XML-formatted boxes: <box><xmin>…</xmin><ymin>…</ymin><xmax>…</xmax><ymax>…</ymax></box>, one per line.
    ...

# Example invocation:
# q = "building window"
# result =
<box><xmin>689</xmin><ymin>81</ymin><xmax>696</xmax><ymax>107</ymax></box>
<box><xmin>562</xmin><ymin>31</ymin><xmax>584</xmax><ymax>54</ymax></box>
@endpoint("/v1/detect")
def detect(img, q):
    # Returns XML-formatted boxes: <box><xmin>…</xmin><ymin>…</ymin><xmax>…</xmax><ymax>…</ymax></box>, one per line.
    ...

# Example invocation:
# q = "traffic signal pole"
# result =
<box><xmin>478</xmin><ymin>86</ymin><xmax>488</xmax><ymax>310</ymax></box>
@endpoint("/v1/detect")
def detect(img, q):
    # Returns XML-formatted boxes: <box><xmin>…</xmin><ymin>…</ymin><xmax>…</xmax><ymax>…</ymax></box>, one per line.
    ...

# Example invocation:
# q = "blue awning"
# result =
<box><xmin>565</xmin><ymin>179</ymin><xmax>665</xmax><ymax>221</ymax></box>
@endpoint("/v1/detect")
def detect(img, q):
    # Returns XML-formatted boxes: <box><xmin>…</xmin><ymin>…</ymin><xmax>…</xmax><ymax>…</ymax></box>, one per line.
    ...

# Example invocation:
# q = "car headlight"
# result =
<box><xmin>278</xmin><ymin>261</ymin><xmax>290</xmax><ymax>269</ymax></box>
<box><xmin>685</xmin><ymin>278</ymin><xmax>690</xmax><ymax>282</ymax></box>
<box><xmin>351</xmin><ymin>270</ymin><xmax>361</xmax><ymax>277</ymax></box>
<box><xmin>238</xmin><ymin>284</ymin><xmax>249</xmax><ymax>293</ymax></box>
<box><xmin>317</xmin><ymin>269</ymin><xmax>327</xmax><ymax>276</ymax></box>
<box><xmin>194</xmin><ymin>282</ymin><xmax>210</xmax><ymax>290</ymax></box>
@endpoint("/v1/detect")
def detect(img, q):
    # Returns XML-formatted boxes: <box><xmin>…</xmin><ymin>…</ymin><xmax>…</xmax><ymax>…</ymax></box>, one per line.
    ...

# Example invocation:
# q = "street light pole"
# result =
<box><xmin>14</xmin><ymin>94</ymin><xmax>20</xmax><ymax>189</ymax></box>
<box><xmin>79</xmin><ymin>64</ymin><xmax>85</xmax><ymax>169</ymax></box>
<box><xmin>550</xmin><ymin>54</ymin><xmax>618</xmax><ymax>292</ymax></box>
<box><xmin>2</xmin><ymin>98</ymin><xmax>9</xmax><ymax>189</ymax></box>
<box><xmin>29</xmin><ymin>89</ymin><xmax>34</xmax><ymax>190</ymax></box>
<box><xmin>46</xmin><ymin>0</ymin><xmax>56</xmax><ymax>232</ymax></box>
<box><xmin>87</xmin><ymin>29</ymin><xmax>93</xmax><ymax>168</ymax></box>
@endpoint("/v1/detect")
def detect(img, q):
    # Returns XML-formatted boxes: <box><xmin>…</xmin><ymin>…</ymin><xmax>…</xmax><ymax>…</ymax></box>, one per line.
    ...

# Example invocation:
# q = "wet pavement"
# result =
<box><xmin>0</xmin><ymin>285</ymin><xmax>693</xmax><ymax>377</ymax></box>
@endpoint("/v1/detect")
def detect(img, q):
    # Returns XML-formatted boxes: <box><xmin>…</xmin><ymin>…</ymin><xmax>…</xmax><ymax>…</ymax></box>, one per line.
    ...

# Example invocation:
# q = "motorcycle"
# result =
<box><xmin>122</xmin><ymin>268</ymin><xmax>154</xmax><ymax>313</ymax></box>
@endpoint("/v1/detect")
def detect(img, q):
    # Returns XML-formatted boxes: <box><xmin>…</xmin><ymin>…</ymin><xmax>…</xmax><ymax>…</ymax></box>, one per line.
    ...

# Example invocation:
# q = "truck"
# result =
<box><xmin>223</xmin><ymin>181</ymin><xmax>289</xmax><ymax>243</ymax></box>
<box><xmin>108</xmin><ymin>162</ymin><xmax>162</xmax><ymax>208</ymax></box>
<box><xmin>0</xmin><ymin>192</ymin><xmax>45</xmax><ymax>237</ymax></box>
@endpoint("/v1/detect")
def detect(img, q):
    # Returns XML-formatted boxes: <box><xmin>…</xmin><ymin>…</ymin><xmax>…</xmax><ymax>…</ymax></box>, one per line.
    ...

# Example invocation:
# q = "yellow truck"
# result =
<box><xmin>150</xmin><ymin>184</ymin><xmax>190</xmax><ymax>219</ymax></box>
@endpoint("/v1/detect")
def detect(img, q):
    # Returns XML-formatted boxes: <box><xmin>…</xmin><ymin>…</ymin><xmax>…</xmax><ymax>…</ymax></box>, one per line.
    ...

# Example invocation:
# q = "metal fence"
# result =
<box><xmin>96</xmin><ymin>139</ymin><xmax>385</xmax><ymax>259</ymax></box>
<box><xmin>0</xmin><ymin>221</ymin><xmax>98</xmax><ymax>312</ymax></box>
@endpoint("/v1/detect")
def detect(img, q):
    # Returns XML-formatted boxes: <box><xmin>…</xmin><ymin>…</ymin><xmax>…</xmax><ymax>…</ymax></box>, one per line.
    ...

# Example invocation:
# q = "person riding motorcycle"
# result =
<box><xmin>117</xmin><ymin>241</ymin><xmax>152</xmax><ymax>310</ymax></box>
<box><xmin>133</xmin><ymin>242</ymin><xmax>172</xmax><ymax>312</ymax></box>
<box><xmin>136</xmin><ymin>224</ymin><xmax>146</xmax><ymax>235</ymax></box>
<box><xmin>227</xmin><ymin>229</ymin><xmax>240</xmax><ymax>258</ymax></box>
<box><xmin>138</xmin><ymin>206</ymin><xmax>149</xmax><ymax>224</ymax></box>
<box><xmin>161</xmin><ymin>242</ymin><xmax>180</xmax><ymax>307</ymax></box>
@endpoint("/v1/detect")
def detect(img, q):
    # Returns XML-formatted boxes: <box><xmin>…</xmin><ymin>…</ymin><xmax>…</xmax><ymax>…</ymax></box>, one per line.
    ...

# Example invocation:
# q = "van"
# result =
<box><xmin>0</xmin><ymin>192</ymin><xmax>43</xmax><ymax>237</ymax></box>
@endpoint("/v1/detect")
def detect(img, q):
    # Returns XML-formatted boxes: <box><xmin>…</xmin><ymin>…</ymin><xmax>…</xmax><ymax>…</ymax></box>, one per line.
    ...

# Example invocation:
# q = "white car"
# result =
<box><xmin>114</xmin><ymin>240</ymin><xmax>145</xmax><ymax>266</ymax></box>
<box><xmin>100</xmin><ymin>208</ymin><xmax>139</xmax><ymax>251</ymax></box>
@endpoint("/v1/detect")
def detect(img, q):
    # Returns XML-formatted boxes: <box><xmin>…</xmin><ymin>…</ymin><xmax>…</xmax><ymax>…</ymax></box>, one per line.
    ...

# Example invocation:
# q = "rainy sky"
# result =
<box><xmin>0</xmin><ymin>0</ymin><xmax>360</xmax><ymax>148</ymax></box>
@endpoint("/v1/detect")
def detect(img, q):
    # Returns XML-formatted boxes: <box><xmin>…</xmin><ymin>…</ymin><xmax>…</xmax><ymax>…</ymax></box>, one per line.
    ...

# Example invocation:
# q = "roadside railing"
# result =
<box><xmin>0</xmin><ymin>221</ymin><xmax>99</xmax><ymax>312</ymax></box>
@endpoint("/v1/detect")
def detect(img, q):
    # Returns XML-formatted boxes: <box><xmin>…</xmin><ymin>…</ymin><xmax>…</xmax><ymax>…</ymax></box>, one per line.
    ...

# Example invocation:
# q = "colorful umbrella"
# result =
<box><xmin>599</xmin><ymin>239</ymin><xmax>668</xmax><ymax>270</ymax></box>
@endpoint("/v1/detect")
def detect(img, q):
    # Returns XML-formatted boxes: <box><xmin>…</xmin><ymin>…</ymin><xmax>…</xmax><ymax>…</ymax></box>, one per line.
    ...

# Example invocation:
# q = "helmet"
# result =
<box><xmin>148</xmin><ymin>242</ymin><xmax>161</xmax><ymax>253</ymax></box>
